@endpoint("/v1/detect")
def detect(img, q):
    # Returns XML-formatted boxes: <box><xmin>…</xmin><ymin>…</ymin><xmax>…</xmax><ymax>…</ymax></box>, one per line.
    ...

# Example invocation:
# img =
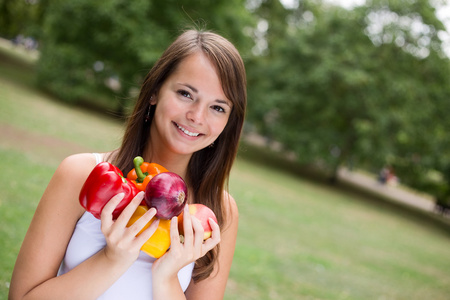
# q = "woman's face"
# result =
<box><xmin>150</xmin><ymin>52</ymin><xmax>233</xmax><ymax>157</ymax></box>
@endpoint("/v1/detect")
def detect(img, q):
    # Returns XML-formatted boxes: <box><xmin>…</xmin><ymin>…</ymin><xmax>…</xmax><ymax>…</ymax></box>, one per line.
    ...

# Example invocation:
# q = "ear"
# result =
<box><xmin>150</xmin><ymin>95</ymin><xmax>157</xmax><ymax>105</ymax></box>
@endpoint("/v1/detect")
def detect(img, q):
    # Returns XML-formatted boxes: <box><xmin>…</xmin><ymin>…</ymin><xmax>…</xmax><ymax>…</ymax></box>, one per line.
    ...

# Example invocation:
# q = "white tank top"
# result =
<box><xmin>58</xmin><ymin>153</ymin><xmax>194</xmax><ymax>299</ymax></box>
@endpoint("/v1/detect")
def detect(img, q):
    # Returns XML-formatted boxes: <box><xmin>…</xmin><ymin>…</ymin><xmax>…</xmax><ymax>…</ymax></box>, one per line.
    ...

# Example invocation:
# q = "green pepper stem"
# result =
<box><xmin>133</xmin><ymin>156</ymin><xmax>146</xmax><ymax>183</ymax></box>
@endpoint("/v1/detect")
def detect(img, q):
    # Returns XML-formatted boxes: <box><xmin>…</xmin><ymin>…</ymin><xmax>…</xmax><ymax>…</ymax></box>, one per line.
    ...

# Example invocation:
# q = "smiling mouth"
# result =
<box><xmin>174</xmin><ymin>122</ymin><xmax>200</xmax><ymax>137</ymax></box>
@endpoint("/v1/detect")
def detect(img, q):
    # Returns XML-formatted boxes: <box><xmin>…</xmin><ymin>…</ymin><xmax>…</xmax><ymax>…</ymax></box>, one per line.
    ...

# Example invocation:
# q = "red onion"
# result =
<box><xmin>144</xmin><ymin>172</ymin><xmax>187</xmax><ymax>219</ymax></box>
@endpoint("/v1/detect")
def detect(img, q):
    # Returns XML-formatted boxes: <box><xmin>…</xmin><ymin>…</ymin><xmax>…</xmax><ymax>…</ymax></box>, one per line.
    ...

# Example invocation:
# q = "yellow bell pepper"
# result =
<box><xmin>127</xmin><ymin>205</ymin><xmax>171</xmax><ymax>258</ymax></box>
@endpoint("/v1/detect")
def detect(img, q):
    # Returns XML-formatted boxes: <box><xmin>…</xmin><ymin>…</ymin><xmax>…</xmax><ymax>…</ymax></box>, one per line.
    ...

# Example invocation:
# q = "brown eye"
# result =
<box><xmin>212</xmin><ymin>105</ymin><xmax>225</xmax><ymax>113</ymax></box>
<box><xmin>178</xmin><ymin>90</ymin><xmax>192</xmax><ymax>99</ymax></box>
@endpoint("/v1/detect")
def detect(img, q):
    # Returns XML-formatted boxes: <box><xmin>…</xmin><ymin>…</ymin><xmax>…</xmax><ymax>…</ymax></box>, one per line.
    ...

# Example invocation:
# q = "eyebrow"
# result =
<box><xmin>181</xmin><ymin>83</ymin><xmax>198</xmax><ymax>93</ymax></box>
<box><xmin>180</xmin><ymin>83</ymin><xmax>232</xmax><ymax>107</ymax></box>
<box><xmin>216</xmin><ymin>99</ymin><xmax>231</xmax><ymax>106</ymax></box>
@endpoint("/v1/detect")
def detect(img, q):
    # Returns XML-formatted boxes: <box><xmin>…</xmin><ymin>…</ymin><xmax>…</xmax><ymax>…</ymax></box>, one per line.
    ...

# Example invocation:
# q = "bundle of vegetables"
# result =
<box><xmin>79</xmin><ymin>156</ymin><xmax>217</xmax><ymax>258</ymax></box>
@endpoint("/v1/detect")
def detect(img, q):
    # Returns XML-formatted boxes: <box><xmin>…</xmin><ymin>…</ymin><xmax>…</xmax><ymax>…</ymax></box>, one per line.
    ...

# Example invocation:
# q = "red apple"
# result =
<box><xmin>178</xmin><ymin>204</ymin><xmax>218</xmax><ymax>240</ymax></box>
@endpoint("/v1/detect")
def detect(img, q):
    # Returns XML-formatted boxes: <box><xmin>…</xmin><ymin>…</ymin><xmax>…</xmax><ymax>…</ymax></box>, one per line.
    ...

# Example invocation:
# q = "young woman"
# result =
<box><xmin>9</xmin><ymin>29</ymin><xmax>247</xmax><ymax>300</ymax></box>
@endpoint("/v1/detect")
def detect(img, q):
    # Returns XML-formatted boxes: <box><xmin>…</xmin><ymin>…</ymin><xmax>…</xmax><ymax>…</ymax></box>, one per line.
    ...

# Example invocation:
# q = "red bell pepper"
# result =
<box><xmin>127</xmin><ymin>156</ymin><xmax>168</xmax><ymax>191</ymax></box>
<box><xmin>79</xmin><ymin>162</ymin><xmax>139</xmax><ymax>219</ymax></box>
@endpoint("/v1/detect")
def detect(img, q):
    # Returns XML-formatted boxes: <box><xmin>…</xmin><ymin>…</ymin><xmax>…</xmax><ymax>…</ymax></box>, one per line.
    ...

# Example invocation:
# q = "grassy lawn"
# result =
<box><xmin>1</xmin><ymin>49</ymin><xmax>449</xmax><ymax>299</ymax></box>
<box><xmin>228</xmin><ymin>159</ymin><xmax>450</xmax><ymax>299</ymax></box>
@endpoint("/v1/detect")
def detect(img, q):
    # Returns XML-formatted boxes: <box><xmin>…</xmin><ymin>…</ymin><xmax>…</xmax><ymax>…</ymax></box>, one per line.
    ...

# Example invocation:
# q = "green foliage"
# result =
<box><xmin>250</xmin><ymin>4</ymin><xmax>382</xmax><ymax>174</ymax></box>
<box><xmin>359</xmin><ymin>0</ymin><xmax>450</xmax><ymax>199</ymax></box>
<box><xmin>246</xmin><ymin>0</ymin><xmax>450</xmax><ymax>197</ymax></box>
<box><xmin>0</xmin><ymin>0</ymin><xmax>33</xmax><ymax>38</ymax></box>
<box><xmin>35</xmin><ymin>0</ymin><xmax>255</xmax><ymax>114</ymax></box>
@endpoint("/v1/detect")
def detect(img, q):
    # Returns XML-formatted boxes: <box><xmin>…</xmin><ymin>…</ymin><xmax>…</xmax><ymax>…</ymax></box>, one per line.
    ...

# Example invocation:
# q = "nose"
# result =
<box><xmin>186</xmin><ymin>103</ymin><xmax>206</xmax><ymax>125</ymax></box>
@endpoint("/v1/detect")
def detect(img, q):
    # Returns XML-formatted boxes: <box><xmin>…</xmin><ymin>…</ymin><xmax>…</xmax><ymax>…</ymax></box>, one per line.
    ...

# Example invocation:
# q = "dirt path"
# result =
<box><xmin>0</xmin><ymin>123</ymin><xmax>92</xmax><ymax>163</ymax></box>
<box><xmin>337</xmin><ymin>168</ymin><xmax>450</xmax><ymax>225</ymax></box>
<box><xmin>338</xmin><ymin>168</ymin><xmax>436</xmax><ymax>211</ymax></box>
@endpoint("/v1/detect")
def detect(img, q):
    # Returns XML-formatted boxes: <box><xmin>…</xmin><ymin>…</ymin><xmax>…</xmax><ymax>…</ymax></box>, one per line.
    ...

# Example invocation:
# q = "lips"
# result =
<box><xmin>174</xmin><ymin>122</ymin><xmax>201</xmax><ymax>137</ymax></box>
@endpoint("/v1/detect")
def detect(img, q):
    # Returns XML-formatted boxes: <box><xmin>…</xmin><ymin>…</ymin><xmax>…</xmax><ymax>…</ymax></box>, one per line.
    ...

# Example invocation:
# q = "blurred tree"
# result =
<box><xmin>362</xmin><ymin>0</ymin><xmax>450</xmax><ymax>202</ymax></box>
<box><xmin>246</xmin><ymin>0</ymin><xmax>450</xmax><ymax>187</ymax></box>
<box><xmin>0</xmin><ymin>0</ymin><xmax>38</xmax><ymax>39</ymax></box>
<box><xmin>248</xmin><ymin>2</ymin><xmax>381</xmax><ymax>180</ymax></box>
<box><xmin>35</xmin><ymin>0</ymin><xmax>254</xmax><ymax>115</ymax></box>
<box><xmin>245</xmin><ymin>0</ymin><xmax>290</xmax><ymax>142</ymax></box>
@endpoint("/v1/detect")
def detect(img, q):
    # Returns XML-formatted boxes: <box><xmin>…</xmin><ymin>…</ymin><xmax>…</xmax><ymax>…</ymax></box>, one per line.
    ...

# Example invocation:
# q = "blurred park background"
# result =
<box><xmin>1</xmin><ymin>0</ymin><xmax>450</xmax><ymax>299</ymax></box>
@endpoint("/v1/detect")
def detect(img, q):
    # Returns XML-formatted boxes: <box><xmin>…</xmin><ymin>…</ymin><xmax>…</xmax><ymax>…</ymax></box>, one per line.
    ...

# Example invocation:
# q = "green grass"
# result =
<box><xmin>1</xmin><ymin>47</ymin><xmax>449</xmax><ymax>299</ymax></box>
<box><xmin>228</xmin><ymin>160</ymin><xmax>450</xmax><ymax>299</ymax></box>
<box><xmin>0</xmin><ymin>70</ymin><xmax>123</xmax><ymax>154</ymax></box>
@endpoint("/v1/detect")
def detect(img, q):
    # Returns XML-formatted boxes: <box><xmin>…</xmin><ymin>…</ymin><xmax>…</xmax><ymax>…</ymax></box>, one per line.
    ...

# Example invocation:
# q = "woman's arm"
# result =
<box><xmin>184</xmin><ymin>194</ymin><xmax>239</xmax><ymax>300</ymax></box>
<box><xmin>9</xmin><ymin>154</ymin><xmax>158</xmax><ymax>300</ymax></box>
<box><xmin>150</xmin><ymin>193</ymin><xmax>238</xmax><ymax>300</ymax></box>
<box><xmin>150</xmin><ymin>202</ymin><xmax>222</xmax><ymax>300</ymax></box>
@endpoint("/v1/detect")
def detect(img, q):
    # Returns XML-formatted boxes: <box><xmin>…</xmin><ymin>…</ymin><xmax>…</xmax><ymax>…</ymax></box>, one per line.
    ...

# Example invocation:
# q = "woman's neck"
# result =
<box><xmin>142</xmin><ymin>146</ymin><xmax>191</xmax><ymax>180</ymax></box>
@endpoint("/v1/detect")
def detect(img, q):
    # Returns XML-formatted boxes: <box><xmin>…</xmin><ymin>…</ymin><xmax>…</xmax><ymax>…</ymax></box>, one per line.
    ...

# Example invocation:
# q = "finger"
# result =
<box><xmin>208</xmin><ymin>217</ymin><xmax>221</xmax><ymax>243</ymax></box>
<box><xmin>135</xmin><ymin>216</ymin><xmax>160</xmax><ymax>245</ymax></box>
<box><xmin>182</xmin><ymin>204</ymin><xmax>194</xmax><ymax>246</ymax></box>
<box><xmin>115</xmin><ymin>192</ymin><xmax>145</xmax><ymax>226</ymax></box>
<box><xmin>201</xmin><ymin>218</ymin><xmax>221</xmax><ymax>256</ymax></box>
<box><xmin>171</xmin><ymin>216</ymin><xmax>181</xmax><ymax>244</ymax></box>
<box><xmin>201</xmin><ymin>237</ymin><xmax>220</xmax><ymax>256</ymax></box>
<box><xmin>101</xmin><ymin>193</ymin><xmax>125</xmax><ymax>227</ymax></box>
<box><xmin>191</xmin><ymin>216</ymin><xmax>204</xmax><ymax>251</ymax></box>
<box><xmin>209</xmin><ymin>217</ymin><xmax>220</xmax><ymax>235</ymax></box>
<box><xmin>128</xmin><ymin>207</ymin><xmax>157</xmax><ymax>237</ymax></box>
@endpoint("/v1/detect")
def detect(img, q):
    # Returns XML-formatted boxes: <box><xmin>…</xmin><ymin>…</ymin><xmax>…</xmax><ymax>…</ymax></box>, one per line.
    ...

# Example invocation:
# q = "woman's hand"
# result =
<box><xmin>151</xmin><ymin>204</ymin><xmax>221</xmax><ymax>279</ymax></box>
<box><xmin>100</xmin><ymin>191</ymin><xmax>159</xmax><ymax>267</ymax></box>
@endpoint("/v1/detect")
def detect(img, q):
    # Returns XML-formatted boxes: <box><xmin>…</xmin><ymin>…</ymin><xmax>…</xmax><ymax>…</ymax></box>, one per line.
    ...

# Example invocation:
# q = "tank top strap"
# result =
<box><xmin>93</xmin><ymin>153</ymin><xmax>103</xmax><ymax>165</ymax></box>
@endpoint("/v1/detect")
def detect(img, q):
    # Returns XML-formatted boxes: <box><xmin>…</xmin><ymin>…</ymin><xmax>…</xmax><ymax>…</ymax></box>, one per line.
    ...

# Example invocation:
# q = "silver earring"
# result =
<box><xmin>144</xmin><ymin>97</ymin><xmax>154</xmax><ymax>123</ymax></box>
<box><xmin>144</xmin><ymin>106</ymin><xmax>151</xmax><ymax>123</ymax></box>
<box><xmin>209</xmin><ymin>142</ymin><xmax>214</xmax><ymax>148</ymax></box>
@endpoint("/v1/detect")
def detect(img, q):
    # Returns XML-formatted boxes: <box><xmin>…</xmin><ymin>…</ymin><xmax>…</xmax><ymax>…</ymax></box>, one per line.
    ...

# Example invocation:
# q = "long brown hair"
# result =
<box><xmin>113</xmin><ymin>29</ymin><xmax>247</xmax><ymax>281</ymax></box>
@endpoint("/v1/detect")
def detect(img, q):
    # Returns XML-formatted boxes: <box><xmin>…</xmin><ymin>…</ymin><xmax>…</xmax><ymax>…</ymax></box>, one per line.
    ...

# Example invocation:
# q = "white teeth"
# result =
<box><xmin>176</xmin><ymin>123</ymin><xmax>200</xmax><ymax>137</ymax></box>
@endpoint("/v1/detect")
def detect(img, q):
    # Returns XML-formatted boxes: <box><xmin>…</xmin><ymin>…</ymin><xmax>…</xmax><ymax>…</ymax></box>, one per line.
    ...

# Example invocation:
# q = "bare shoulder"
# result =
<box><xmin>222</xmin><ymin>190</ymin><xmax>239</xmax><ymax>230</ymax></box>
<box><xmin>28</xmin><ymin>152</ymin><xmax>103</xmax><ymax>244</ymax></box>
<box><xmin>58</xmin><ymin>152</ymin><xmax>100</xmax><ymax>173</ymax></box>
<box><xmin>33</xmin><ymin>151</ymin><xmax>104</xmax><ymax>234</ymax></box>
<box><xmin>54</xmin><ymin>153</ymin><xmax>104</xmax><ymax>186</ymax></box>
<box><xmin>44</xmin><ymin>153</ymin><xmax>102</xmax><ymax>214</ymax></box>
<box><xmin>28</xmin><ymin>152</ymin><xmax>100</xmax><ymax>233</ymax></box>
